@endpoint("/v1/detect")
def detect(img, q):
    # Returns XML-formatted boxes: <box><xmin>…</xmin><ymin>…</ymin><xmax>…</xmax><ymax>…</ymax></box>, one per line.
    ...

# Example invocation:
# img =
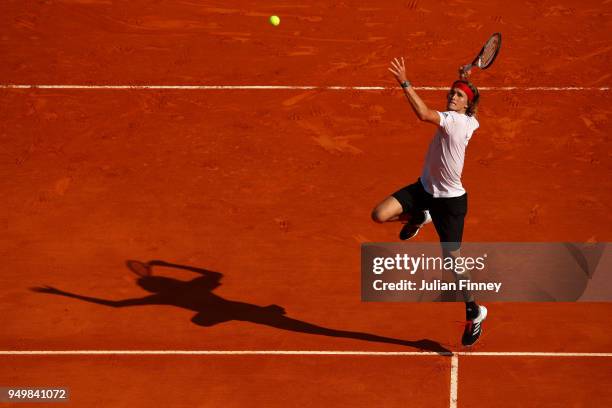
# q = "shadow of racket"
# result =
<box><xmin>126</xmin><ymin>260</ymin><xmax>152</xmax><ymax>277</ymax></box>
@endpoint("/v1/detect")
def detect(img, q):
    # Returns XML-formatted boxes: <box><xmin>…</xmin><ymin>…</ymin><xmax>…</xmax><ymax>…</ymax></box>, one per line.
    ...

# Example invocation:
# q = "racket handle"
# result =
<box><xmin>459</xmin><ymin>64</ymin><xmax>472</xmax><ymax>80</ymax></box>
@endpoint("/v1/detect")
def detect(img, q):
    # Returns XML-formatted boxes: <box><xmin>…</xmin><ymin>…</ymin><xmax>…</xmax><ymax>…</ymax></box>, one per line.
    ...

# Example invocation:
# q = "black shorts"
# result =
<box><xmin>392</xmin><ymin>178</ymin><xmax>468</xmax><ymax>250</ymax></box>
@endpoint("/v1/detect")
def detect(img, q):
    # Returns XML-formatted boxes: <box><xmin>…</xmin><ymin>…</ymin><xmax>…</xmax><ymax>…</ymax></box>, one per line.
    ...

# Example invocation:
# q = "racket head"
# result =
<box><xmin>473</xmin><ymin>32</ymin><xmax>502</xmax><ymax>70</ymax></box>
<box><xmin>126</xmin><ymin>260</ymin><xmax>152</xmax><ymax>277</ymax></box>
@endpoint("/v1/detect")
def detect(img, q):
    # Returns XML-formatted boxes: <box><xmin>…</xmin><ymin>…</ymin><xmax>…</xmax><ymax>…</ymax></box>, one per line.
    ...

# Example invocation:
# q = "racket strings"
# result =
<box><xmin>479</xmin><ymin>36</ymin><xmax>501</xmax><ymax>68</ymax></box>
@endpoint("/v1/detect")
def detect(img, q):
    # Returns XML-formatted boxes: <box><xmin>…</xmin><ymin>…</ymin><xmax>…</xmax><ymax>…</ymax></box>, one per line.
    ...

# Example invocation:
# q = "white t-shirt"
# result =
<box><xmin>420</xmin><ymin>111</ymin><xmax>479</xmax><ymax>198</ymax></box>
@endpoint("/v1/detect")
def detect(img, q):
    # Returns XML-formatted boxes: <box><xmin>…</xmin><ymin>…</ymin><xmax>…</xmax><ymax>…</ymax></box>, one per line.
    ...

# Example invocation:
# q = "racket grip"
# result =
<box><xmin>459</xmin><ymin>64</ymin><xmax>472</xmax><ymax>79</ymax></box>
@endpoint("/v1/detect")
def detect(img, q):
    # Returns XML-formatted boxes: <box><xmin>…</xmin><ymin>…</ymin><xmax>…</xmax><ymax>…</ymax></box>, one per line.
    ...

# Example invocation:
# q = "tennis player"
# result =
<box><xmin>371</xmin><ymin>57</ymin><xmax>487</xmax><ymax>346</ymax></box>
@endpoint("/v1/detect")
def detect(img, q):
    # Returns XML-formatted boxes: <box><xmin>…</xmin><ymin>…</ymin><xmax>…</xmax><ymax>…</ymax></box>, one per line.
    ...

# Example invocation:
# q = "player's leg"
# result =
<box><xmin>430</xmin><ymin>194</ymin><xmax>469</xmax><ymax>302</ymax></box>
<box><xmin>371</xmin><ymin>195</ymin><xmax>405</xmax><ymax>223</ymax></box>
<box><xmin>389</xmin><ymin>179</ymin><xmax>432</xmax><ymax>240</ymax></box>
<box><xmin>372</xmin><ymin>181</ymin><xmax>427</xmax><ymax>224</ymax></box>
<box><xmin>430</xmin><ymin>194</ymin><xmax>487</xmax><ymax>346</ymax></box>
<box><xmin>372</xmin><ymin>180</ymin><xmax>434</xmax><ymax>242</ymax></box>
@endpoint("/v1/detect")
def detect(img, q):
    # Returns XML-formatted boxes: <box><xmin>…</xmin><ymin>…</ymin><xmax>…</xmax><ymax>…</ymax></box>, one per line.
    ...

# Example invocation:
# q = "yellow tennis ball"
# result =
<box><xmin>269</xmin><ymin>15</ymin><xmax>280</xmax><ymax>26</ymax></box>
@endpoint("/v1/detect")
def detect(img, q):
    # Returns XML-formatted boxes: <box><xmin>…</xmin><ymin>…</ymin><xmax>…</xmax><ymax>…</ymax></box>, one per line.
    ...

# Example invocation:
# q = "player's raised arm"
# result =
<box><xmin>31</xmin><ymin>285</ymin><xmax>154</xmax><ymax>307</ymax></box>
<box><xmin>388</xmin><ymin>57</ymin><xmax>440</xmax><ymax>126</ymax></box>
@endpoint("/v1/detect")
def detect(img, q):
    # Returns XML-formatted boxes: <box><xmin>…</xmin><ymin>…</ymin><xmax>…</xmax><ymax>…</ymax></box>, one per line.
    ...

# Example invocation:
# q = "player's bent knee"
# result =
<box><xmin>371</xmin><ymin>208</ymin><xmax>387</xmax><ymax>223</ymax></box>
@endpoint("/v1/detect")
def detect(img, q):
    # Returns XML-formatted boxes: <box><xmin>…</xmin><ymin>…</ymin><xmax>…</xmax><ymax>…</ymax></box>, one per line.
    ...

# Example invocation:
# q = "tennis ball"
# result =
<box><xmin>269</xmin><ymin>15</ymin><xmax>280</xmax><ymax>26</ymax></box>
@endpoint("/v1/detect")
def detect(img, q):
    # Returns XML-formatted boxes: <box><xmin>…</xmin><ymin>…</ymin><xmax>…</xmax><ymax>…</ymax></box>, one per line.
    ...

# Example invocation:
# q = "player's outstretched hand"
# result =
<box><xmin>388</xmin><ymin>57</ymin><xmax>408</xmax><ymax>84</ymax></box>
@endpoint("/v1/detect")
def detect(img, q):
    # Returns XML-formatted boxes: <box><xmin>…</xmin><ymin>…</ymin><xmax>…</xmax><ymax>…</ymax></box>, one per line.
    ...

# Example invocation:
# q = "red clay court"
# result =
<box><xmin>1</xmin><ymin>1</ymin><xmax>611</xmax><ymax>407</ymax></box>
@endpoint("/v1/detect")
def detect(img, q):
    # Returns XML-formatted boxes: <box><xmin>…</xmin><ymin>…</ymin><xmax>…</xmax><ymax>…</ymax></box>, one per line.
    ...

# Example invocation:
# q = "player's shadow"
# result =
<box><xmin>31</xmin><ymin>260</ymin><xmax>450</xmax><ymax>354</ymax></box>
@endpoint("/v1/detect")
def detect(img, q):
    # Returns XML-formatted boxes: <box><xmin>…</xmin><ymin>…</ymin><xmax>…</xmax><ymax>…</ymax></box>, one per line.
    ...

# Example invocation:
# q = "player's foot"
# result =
<box><xmin>399</xmin><ymin>223</ymin><xmax>421</xmax><ymax>240</ymax></box>
<box><xmin>462</xmin><ymin>305</ymin><xmax>487</xmax><ymax>346</ymax></box>
<box><xmin>399</xmin><ymin>210</ymin><xmax>431</xmax><ymax>240</ymax></box>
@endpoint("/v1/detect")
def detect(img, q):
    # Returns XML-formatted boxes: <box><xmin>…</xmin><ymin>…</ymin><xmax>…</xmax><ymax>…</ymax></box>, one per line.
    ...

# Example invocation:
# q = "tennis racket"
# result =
<box><xmin>459</xmin><ymin>32</ymin><xmax>502</xmax><ymax>79</ymax></box>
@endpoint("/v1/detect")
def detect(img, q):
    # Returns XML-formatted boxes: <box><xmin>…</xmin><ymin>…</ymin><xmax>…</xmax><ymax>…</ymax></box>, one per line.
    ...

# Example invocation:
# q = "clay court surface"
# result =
<box><xmin>1</xmin><ymin>1</ymin><xmax>611</xmax><ymax>406</ymax></box>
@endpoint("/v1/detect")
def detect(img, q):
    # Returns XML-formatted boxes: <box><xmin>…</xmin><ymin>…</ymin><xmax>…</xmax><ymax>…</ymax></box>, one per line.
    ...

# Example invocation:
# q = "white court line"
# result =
<box><xmin>0</xmin><ymin>84</ymin><xmax>609</xmax><ymax>91</ymax></box>
<box><xmin>450</xmin><ymin>354</ymin><xmax>459</xmax><ymax>408</ymax></box>
<box><xmin>1</xmin><ymin>350</ymin><xmax>611</xmax><ymax>356</ymax></box>
<box><xmin>0</xmin><ymin>350</ymin><xmax>444</xmax><ymax>356</ymax></box>
<box><xmin>3</xmin><ymin>350</ymin><xmax>609</xmax><ymax>408</ymax></box>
